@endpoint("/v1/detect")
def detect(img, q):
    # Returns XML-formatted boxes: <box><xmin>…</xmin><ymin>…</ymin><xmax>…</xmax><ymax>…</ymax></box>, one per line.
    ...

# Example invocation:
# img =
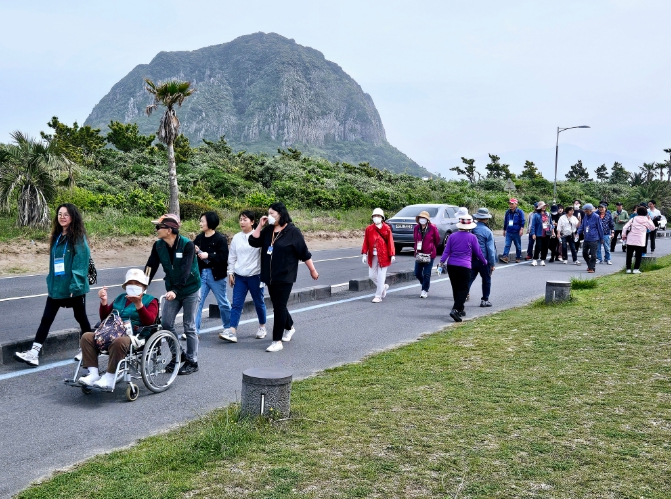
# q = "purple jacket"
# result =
<box><xmin>440</xmin><ymin>231</ymin><xmax>487</xmax><ymax>269</ymax></box>
<box><xmin>413</xmin><ymin>223</ymin><xmax>441</xmax><ymax>259</ymax></box>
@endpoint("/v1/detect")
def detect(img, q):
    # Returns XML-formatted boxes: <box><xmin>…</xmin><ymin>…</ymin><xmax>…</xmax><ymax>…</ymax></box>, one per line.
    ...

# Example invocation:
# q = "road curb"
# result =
<box><xmin>348</xmin><ymin>270</ymin><xmax>415</xmax><ymax>291</ymax></box>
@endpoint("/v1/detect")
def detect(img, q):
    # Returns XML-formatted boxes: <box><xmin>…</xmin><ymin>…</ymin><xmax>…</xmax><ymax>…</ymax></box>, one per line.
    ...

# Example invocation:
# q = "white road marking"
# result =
<box><xmin>0</xmin><ymin>279</ymin><xmax>164</xmax><ymax>303</ymax></box>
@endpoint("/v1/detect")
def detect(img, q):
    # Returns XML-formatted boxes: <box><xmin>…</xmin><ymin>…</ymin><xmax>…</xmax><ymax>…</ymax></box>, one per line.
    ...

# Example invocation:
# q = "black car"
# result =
<box><xmin>387</xmin><ymin>204</ymin><xmax>460</xmax><ymax>254</ymax></box>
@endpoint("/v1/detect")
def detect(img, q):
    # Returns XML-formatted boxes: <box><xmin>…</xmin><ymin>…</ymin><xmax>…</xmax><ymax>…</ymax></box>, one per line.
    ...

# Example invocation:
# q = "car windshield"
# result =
<box><xmin>392</xmin><ymin>206</ymin><xmax>439</xmax><ymax>218</ymax></box>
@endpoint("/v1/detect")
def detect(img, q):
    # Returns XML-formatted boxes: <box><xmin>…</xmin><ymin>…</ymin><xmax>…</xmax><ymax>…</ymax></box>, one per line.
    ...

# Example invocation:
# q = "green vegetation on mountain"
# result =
<box><xmin>84</xmin><ymin>32</ymin><xmax>428</xmax><ymax>176</ymax></box>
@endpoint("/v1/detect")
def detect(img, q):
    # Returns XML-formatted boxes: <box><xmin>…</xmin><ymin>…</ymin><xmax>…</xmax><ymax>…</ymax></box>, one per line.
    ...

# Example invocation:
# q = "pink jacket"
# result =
<box><xmin>621</xmin><ymin>216</ymin><xmax>655</xmax><ymax>247</ymax></box>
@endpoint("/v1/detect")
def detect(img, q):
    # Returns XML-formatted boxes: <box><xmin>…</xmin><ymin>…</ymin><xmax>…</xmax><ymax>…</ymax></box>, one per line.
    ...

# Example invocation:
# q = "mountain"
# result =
<box><xmin>85</xmin><ymin>32</ymin><xmax>429</xmax><ymax>176</ymax></box>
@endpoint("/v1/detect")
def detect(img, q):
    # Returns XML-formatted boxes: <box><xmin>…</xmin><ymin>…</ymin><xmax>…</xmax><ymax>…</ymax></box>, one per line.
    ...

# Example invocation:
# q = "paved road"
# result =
<box><xmin>0</xmin><ymin>236</ymin><xmax>664</xmax><ymax>498</ymax></box>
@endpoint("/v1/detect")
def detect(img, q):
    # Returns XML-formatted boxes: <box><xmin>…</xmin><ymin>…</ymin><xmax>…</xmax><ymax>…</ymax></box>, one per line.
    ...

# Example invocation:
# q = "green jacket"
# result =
<box><xmin>156</xmin><ymin>235</ymin><xmax>201</xmax><ymax>299</ymax></box>
<box><xmin>46</xmin><ymin>235</ymin><xmax>90</xmax><ymax>299</ymax></box>
<box><xmin>613</xmin><ymin>209</ymin><xmax>629</xmax><ymax>230</ymax></box>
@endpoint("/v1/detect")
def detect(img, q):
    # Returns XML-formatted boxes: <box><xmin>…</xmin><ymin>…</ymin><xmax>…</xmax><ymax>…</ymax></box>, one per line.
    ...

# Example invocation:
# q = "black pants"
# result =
<box><xmin>611</xmin><ymin>230</ymin><xmax>623</xmax><ymax>252</ymax></box>
<box><xmin>268</xmin><ymin>282</ymin><xmax>294</xmax><ymax>342</ymax></box>
<box><xmin>533</xmin><ymin>236</ymin><xmax>550</xmax><ymax>260</ymax></box>
<box><xmin>582</xmin><ymin>240</ymin><xmax>598</xmax><ymax>271</ymax></box>
<box><xmin>35</xmin><ymin>295</ymin><xmax>91</xmax><ymax>345</ymax></box>
<box><xmin>625</xmin><ymin>244</ymin><xmax>644</xmax><ymax>270</ymax></box>
<box><xmin>446</xmin><ymin>265</ymin><xmax>471</xmax><ymax>312</ymax></box>
<box><xmin>561</xmin><ymin>236</ymin><xmax>577</xmax><ymax>262</ymax></box>
<box><xmin>548</xmin><ymin>236</ymin><xmax>559</xmax><ymax>260</ymax></box>
<box><xmin>645</xmin><ymin>229</ymin><xmax>657</xmax><ymax>253</ymax></box>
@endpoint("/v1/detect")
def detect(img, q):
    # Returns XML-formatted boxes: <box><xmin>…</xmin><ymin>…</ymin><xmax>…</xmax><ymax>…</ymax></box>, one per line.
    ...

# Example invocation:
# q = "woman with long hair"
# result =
<box><xmin>14</xmin><ymin>203</ymin><xmax>92</xmax><ymax>367</ymax></box>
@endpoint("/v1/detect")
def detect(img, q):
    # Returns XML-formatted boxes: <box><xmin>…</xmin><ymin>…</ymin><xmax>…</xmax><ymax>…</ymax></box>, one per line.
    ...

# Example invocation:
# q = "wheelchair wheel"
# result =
<box><xmin>81</xmin><ymin>385</ymin><xmax>92</xmax><ymax>395</ymax></box>
<box><xmin>126</xmin><ymin>382</ymin><xmax>139</xmax><ymax>402</ymax></box>
<box><xmin>141</xmin><ymin>330</ymin><xmax>180</xmax><ymax>393</ymax></box>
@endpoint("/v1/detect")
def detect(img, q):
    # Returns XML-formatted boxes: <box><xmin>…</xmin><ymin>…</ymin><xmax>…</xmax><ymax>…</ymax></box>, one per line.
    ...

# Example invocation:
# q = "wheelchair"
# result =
<box><xmin>64</xmin><ymin>296</ymin><xmax>181</xmax><ymax>401</ymax></box>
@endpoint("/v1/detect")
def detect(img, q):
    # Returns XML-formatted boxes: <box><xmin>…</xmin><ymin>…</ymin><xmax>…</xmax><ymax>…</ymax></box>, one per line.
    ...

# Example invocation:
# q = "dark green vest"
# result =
<box><xmin>111</xmin><ymin>293</ymin><xmax>156</xmax><ymax>331</ymax></box>
<box><xmin>156</xmin><ymin>235</ymin><xmax>201</xmax><ymax>298</ymax></box>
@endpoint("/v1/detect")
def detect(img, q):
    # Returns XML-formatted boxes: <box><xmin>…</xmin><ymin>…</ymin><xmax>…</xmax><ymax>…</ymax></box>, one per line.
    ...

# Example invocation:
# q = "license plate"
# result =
<box><xmin>395</xmin><ymin>224</ymin><xmax>413</xmax><ymax>229</ymax></box>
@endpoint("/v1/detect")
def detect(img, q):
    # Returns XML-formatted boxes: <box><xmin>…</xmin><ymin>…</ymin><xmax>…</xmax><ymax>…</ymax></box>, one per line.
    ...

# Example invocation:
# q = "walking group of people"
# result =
<box><xmin>14</xmin><ymin>202</ymin><xmax>320</xmax><ymax>385</ymax></box>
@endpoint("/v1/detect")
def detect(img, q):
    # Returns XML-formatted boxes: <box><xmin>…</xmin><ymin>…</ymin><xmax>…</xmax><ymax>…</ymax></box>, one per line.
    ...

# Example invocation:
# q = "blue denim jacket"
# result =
<box><xmin>472</xmin><ymin>222</ymin><xmax>497</xmax><ymax>266</ymax></box>
<box><xmin>578</xmin><ymin>212</ymin><xmax>604</xmax><ymax>242</ymax></box>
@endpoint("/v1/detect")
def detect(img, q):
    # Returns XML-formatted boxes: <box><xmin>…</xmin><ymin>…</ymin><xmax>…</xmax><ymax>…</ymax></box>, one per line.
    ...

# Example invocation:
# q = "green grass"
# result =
<box><xmin>18</xmin><ymin>256</ymin><xmax>671</xmax><ymax>498</ymax></box>
<box><xmin>570</xmin><ymin>276</ymin><xmax>598</xmax><ymax>290</ymax></box>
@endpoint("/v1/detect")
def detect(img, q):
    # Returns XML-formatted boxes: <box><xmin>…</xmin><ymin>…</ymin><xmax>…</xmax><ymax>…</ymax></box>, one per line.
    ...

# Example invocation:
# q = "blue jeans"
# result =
<box><xmin>468</xmin><ymin>260</ymin><xmax>491</xmax><ymax>300</ymax></box>
<box><xmin>503</xmin><ymin>231</ymin><xmax>522</xmax><ymax>259</ymax></box>
<box><xmin>527</xmin><ymin>234</ymin><xmax>535</xmax><ymax>258</ymax></box>
<box><xmin>596</xmin><ymin>235</ymin><xmax>611</xmax><ymax>262</ymax></box>
<box><xmin>195</xmin><ymin>269</ymin><xmax>231</xmax><ymax>334</ymax></box>
<box><xmin>414</xmin><ymin>258</ymin><xmax>434</xmax><ymax>292</ymax></box>
<box><xmin>230</xmin><ymin>273</ymin><xmax>267</xmax><ymax>329</ymax></box>
<box><xmin>162</xmin><ymin>290</ymin><xmax>200</xmax><ymax>363</ymax></box>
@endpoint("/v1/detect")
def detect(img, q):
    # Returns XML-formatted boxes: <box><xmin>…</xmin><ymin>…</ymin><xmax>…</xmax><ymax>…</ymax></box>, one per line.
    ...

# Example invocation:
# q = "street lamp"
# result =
<box><xmin>553</xmin><ymin>125</ymin><xmax>591</xmax><ymax>203</ymax></box>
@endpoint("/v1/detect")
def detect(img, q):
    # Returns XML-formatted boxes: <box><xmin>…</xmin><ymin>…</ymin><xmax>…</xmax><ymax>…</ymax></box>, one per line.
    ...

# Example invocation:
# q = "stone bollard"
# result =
<box><xmin>641</xmin><ymin>255</ymin><xmax>657</xmax><ymax>266</ymax></box>
<box><xmin>545</xmin><ymin>281</ymin><xmax>571</xmax><ymax>304</ymax></box>
<box><xmin>241</xmin><ymin>368</ymin><xmax>292</xmax><ymax>419</ymax></box>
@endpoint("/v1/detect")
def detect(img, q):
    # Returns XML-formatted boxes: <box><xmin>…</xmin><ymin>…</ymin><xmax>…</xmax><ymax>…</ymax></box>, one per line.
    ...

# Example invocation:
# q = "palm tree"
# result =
<box><xmin>639</xmin><ymin>162</ymin><xmax>656</xmax><ymax>183</ymax></box>
<box><xmin>664</xmin><ymin>148</ymin><xmax>671</xmax><ymax>182</ymax></box>
<box><xmin>0</xmin><ymin>132</ymin><xmax>60</xmax><ymax>227</ymax></box>
<box><xmin>144</xmin><ymin>78</ymin><xmax>195</xmax><ymax>215</ymax></box>
<box><xmin>656</xmin><ymin>162</ymin><xmax>665</xmax><ymax>181</ymax></box>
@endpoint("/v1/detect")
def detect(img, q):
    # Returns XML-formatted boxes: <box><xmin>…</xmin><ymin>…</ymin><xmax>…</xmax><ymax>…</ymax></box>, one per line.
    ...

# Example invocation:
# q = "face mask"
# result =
<box><xmin>372</xmin><ymin>216</ymin><xmax>382</xmax><ymax>224</ymax></box>
<box><xmin>267</xmin><ymin>215</ymin><xmax>277</xmax><ymax>226</ymax></box>
<box><xmin>419</xmin><ymin>218</ymin><xmax>427</xmax><ymax>225</ymax></box>
<box><xmin>126</xmin><ymin>285</ymin><xmax>143</xmax><ymax>297</ymax></box>
<box><xmin>574</xmin><ymin>205</ymin><xmax>580</xmax><ymax>210</ymax></box>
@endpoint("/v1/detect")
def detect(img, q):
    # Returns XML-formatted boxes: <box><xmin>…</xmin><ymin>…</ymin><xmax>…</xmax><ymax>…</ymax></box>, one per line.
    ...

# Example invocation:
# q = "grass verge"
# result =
<box><xmin>18</xmin><ymin>256</ymin><xmax>671</xmax><ymax>498</ymax></box>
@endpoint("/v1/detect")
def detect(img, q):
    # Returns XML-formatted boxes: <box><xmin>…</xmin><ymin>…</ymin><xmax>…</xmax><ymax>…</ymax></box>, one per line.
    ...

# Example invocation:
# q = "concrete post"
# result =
<box><xmin>545</xmin><ymin>281</ymin><xmax>571</xmax><ymax>304</ymax></box>
<box><xmin>241</xmin><ymin>368</ymin><xmax>293</xmax><ymax>418</ymax></box>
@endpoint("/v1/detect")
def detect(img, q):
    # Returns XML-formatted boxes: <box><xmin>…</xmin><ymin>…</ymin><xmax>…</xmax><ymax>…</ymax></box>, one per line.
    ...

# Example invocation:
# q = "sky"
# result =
<box><xmin>1</xmin><ymin>0</ymin><xmax>670</xmax><ymax>180</ymax></box>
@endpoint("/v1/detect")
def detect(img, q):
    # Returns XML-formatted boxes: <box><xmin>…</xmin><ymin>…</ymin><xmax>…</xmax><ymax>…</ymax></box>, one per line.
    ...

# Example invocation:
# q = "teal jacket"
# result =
<box><xmin>46</xmin><ymin>235</ymin><xmax>91</xmax><ymax>299</ymax></box>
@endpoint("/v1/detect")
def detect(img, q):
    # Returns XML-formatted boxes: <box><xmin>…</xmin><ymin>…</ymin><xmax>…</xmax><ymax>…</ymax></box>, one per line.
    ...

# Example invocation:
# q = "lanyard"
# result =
<box><xmin>54</xmin><ymin>234</ymin><xmax>67</xmax><ymax>259</ymax></box>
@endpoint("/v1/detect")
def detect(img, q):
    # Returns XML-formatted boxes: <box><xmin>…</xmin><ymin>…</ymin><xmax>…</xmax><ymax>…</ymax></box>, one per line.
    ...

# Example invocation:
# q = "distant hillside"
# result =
<box><xmin>85</xmin><ymin>32</ymin><xmax>429</xmax><ymax>176</ymax></box>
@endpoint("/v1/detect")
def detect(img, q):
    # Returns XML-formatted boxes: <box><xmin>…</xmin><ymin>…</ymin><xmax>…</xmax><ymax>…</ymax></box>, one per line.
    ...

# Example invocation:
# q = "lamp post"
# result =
<box><xmin>553</xmin><ymin>125</ymin><xmax>591</xmax><ymax>203</ymax></box>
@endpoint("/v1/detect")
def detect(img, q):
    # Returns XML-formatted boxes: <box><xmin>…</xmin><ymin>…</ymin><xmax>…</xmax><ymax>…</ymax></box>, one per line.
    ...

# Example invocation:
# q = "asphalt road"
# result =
<box><xmin>0</xmin><ymin>236</ymin><xmax>666</xmax><ymax>498</ymax></box>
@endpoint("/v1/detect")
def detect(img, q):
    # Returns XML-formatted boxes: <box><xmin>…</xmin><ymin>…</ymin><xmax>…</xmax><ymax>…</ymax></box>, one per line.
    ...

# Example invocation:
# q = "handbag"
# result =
<box><xmin>93</xmin><ymin>311</ymin><xmax>127</xmax><ymax>350</ymax></box>
<box><xmin>414</xmin><ymin>227</ymin><xmax>431</xmax><ymax>263</ymax></box>
<box><xmin>88</xmin><ymin>257</ymin><xmax>97</xmax><ymax>285</ymax></box>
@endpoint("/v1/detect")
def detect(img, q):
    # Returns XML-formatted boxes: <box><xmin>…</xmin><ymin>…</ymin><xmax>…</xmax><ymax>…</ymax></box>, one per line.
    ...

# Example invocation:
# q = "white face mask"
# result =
<box><xmin>372</xmin><ymin>216</ymin><xmax>382</xmax><ymax>225</ymax></box>
<box><xmin>126</xmin><ymin>285</ymin><xmax>143</xmax><ymax>297</ymax></box>
<box><xmin>267</xmin><ymin>215</ymin><xmax>277</xmax><ymax>226</ymax></box>
<box><xmin>574</xmin><ymin>204</ymin><xmax>580</xmax><ymax>210</ymax></box>
<box><xmin>419</xmin><ymin>218</ymin><xmax>427</xmax><ymax>225</ymax></box>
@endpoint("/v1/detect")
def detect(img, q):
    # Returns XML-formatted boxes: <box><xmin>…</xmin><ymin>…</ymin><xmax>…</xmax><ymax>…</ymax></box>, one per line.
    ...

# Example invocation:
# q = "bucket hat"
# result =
<box><xmin>415</xmin><ymin>210</ymin><xmax>432</xmax><ymax>223</ymax></box>
<box><xmin>122</xmin><ymin>268</ymin><xmax>149</xmax><ymax>289</ymax></box>
<box><xmin>456</xmin><ymin>214</ymin><xmax>477</xmax><ymax>230</ymax></box>
<box><xmin>474</xmin><ymin>207</ymin><xmax>492</xmax><ymax>219</ymax></box>
<box><xmin>371</xmin><ymin>208</ymin><xmax>385</xmax><ymax>220</ymax></box>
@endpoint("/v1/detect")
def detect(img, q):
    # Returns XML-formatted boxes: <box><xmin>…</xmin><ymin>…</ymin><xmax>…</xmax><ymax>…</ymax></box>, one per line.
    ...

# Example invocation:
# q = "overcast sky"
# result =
<box><xmin>1</xmin><ymin>0</ymin><xmax>669</xmax><ymax>179</ymax></box>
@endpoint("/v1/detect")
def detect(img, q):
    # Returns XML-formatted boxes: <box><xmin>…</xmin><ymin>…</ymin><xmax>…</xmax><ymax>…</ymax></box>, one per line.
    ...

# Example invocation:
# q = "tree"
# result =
<box><xmin>595</xmin><ymin>164</ymin><xmax>609</xmax><ymax>182</ymax></box>
<box><xmin>655</xmin><ymin>161</ymin><xmax>666</xmax><ymax>181</ymax></box>
<box><xmin>40</xmin><ymin>116</ymin><xmax>105</xmax><ymax>164</ymax></box>
<box><xmin>519</xmin><ymin>160</ymin><xmax>543</xmax><ymax>180</ymax></box>
<box><xmin>664</xmin><ymin>148</ymin><xmax>671</xmax><ymax>182</ymax></box>
<box><xmin>202</xmin><ymin>135</ymin><xmax>232</xmax><ymax>155</ymax></box>
<box><xmin>639</xmin><ymin>162</ymin><xmax>656</xmax><ymax>183</ymax></box>
<box><xmin>106</xmin><ymin>121</ymin><xmax>155</xmax><ymax>152</ymax></box>
<box><xmin>609</xmin><ymin>162</ymin><xmax>629</xmax><ymax>185</ymax></box>
<box><xmin>565</xmin><ymin>160</ymin><xmax>591</xmax><ymax>182</ymax></box>
<box><xmin>485</xmin><ymin>154</ymin><xmax>514</xmax><ymax>179</ymax></box>
<box><xmin>0</xmin><ymin>132</ymin><xmax>61</xmax><ymax>227</ymax></box>
<box><xmin>144</xmin><ymin>78</ymin><xmax>195</xmax><ymax>215</ymax></box>
<box><xmin>450</xmin><ymin>157</ymin><xmax>481</xmax><ymax>184</ymax></box>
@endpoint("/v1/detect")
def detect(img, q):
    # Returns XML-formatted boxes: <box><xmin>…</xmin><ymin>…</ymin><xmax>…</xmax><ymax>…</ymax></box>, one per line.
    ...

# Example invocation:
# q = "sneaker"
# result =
<box><xmin>165</xmin><ymin>352</ymin><xmax>184</xmax><ymax>373</ymax></box>
<box><xmin>525</xmin><ymin>255</ymin><xmax>532</xmax><ymax>260</ymax></box>
<box><xmin>219</xmin><ymin>330</ymin><xmax>237</xmax><ymax>343</ymax></box>
<box><xmin>480</xmin><ymin>300</ymin><xmax>492</xmax><ymax>307</ymax></box>
<box><xmin>93</xmin><ymin>372</ymin><xmax>116</xmax><ymax>390</ymax></box>
<box><xmin>459</xmin><ymin>310</ymin><xmax>466</xmax><ymax>317</ymax></box>
<box><xmin>372</xmin><ymin>297</ymin><xmax>382</xmax><ymax>303</ymax></box>
<box><xmin>381</xmin><ymin>284</ymin><xmax>389</xmax><ymax>298</ymax></box>
<box><xmin>499</xmin><ymin>255</ymin><xmax>509</xmax><ymax>263</ymax></box>
<box><xmin>575</xmin><ymin>260</ymin><xmax>581</xmax><ymax>265</ymax></box>
<box><xmin>587</xmin><ymin>269</ymin><xmax>595</xmax><ymax>273</ymax></box>
<box><xmin>626</xmin><ymin>269</ymin><xmax>632</xmax><ymax>274</ymax></box>
<box><xmin>78</xmin><ymin>372</ymin><xmax>101</xmax><ymax>386</ymax></box>
<box><xmin>540</xmin><ymin>260</ymin><xmax>546</xmax><ymax>266</ymax></box>
<box><xmin>633</xmin><ymin>269</ymin><xmax>642</xmax><ymax>274</ymax></box>
<box><xmin>74</xmin><ymin>350</ymin><xmax>82</xmax><ymax>362</ymax></box>
<box><xmin>562</xmin><ymin>260</ymin><xmax>568</xmax><ymax>264</ymax></box>
<box><xmin>178</xmin><ymin>360</ymin><xmax>199</xmax><ymax>375</ymax></box>
<box><xmin>180</xmin><ymin>333</ymin><xmax>187</xmax><ymax>340</ymax></box>
<box><xmin>266</xmin><ymin>341</ymin><xmax>284</xmax><ymax>352</ymax></box>
<box><xmin>14</xmin><ymin>349</ymin><xmax>39</xmax><ymax>367</ymax></box>
<box><xmin>531</xmin><ymin>260</ymin><xmax>537</xmax><ymax>266</ymax></box>
<box><xmin>557</xmin><ymin>256</ymin><xmax>564</xmax><ymax>262</ymax></box>
<box><xmin>420</xmin><ymin>290</ymin><xmax>428</xmax><ymax>299</ymax></box>
<box><xmin>449</xmin><ymin>309</ymin><xmax>462</xmax><ymax>322</ymax></box>
<box><xmin>606</xmin><ymin>260</ymin><xmax>612</xmax><ymax>265</ymax></box>
<box><xmin>256</xmin><ymin>326</ymin><xmax>267</xmax><ymax>339</ymax></box>
<box><xmin>515</xmin><ymin>258</ymin><xmax>521</xmax><ymax>263</ymax></box>
<box><xmin>282</xmin><ymin>327</ymin><xmax>296</xmax><ymax>342</ymax></box>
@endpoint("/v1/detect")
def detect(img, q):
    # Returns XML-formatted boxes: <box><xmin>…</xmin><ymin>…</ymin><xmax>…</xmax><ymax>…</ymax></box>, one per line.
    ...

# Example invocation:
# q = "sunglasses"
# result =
<box><xmin>155</xmin><ymin>224</ymin><xmax>168</xmax><ymax>230</ymax></box>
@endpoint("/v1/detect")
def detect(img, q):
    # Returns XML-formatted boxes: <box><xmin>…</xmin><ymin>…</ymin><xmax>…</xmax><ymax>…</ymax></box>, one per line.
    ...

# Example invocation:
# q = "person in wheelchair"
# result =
<box><xmin>78</xmin><ymin>268</ymin><xmax>159</xmax><ymax>389</ymax></box>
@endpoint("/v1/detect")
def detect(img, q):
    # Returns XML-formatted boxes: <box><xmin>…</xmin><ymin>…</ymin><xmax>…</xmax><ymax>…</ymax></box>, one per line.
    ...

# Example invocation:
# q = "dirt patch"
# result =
<box><xmin>0</xmin><ymin>230</ymin><xmax>365</xmax><ymax>276</ymax></box>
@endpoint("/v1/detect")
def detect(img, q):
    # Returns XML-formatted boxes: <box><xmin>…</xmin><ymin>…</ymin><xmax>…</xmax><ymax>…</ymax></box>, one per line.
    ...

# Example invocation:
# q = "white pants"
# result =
<box><xmin>368</xmin><ymin>256</ymin><xmax>388</xmax><ymax>298</ymax></box>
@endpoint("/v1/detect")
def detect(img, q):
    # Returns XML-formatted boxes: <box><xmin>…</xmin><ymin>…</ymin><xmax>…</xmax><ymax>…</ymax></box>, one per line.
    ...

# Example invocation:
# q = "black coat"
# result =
<box><xmin>248</xmin><ymin>223</ymin><xmax>311</xmax><ymax>284</ymax></box>
<box><xmin>193</xmin><ymin>231</ymin><xmax>228</xmax><ymax>281</ymax></box>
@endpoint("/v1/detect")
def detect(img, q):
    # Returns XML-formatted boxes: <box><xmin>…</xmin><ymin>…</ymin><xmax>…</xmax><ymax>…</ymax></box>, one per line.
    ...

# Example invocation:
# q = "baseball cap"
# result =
<box><xmin>151</xmin><ymin>213</ymin><xmax>181</xmax><ymax>229</ymax></box>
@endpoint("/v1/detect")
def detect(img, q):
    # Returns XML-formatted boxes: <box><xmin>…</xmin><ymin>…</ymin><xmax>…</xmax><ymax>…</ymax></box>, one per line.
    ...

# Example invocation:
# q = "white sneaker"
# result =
<box><xmin>575</xmin><ymin>261</ymin><xmax>581</xmax><ymax>265</ymax></box>
<box><xmin>562</xmin><ymin>260</ymin><xmax>568</xmax><ymax>264</ymax></box>
<box><xmin>256</xmin><ymin>326</ymin><xmax>267</xmax><ymax>339</ymax></box>
<box><xmin>14</xmin><ymin>349</ymin><xmax>39</xmax><ymax>367</ymax></box>
<box><xmin>381</xmin><ymin>284</ymin><xmax>389</xmax><ymax>298</ymax></box>
<box><xmin>79</xmin><ymin>372</ymin><xmax>101</xmax><ymax>386</ymax></box>
<box><xmin>633</xmin><ymin>269</ymin><xmax>642</xmax><ymax>274</ymax></box>
<box><xmin>531</xmin><ymin>260</ymin><xmax>537</xmax><ymax>266</ymax></box>
<box><xmin>540</xmin><ymin>260</ymin><xmax>546</xmax><ymax>266</ymax></box>
<box><xmin>372</xmin><ymin>297</ymin><xmax>382</xmax><ymax>303</ymax></box>
<box><xmin>266</xmin><ymin>341</ymin><xmax>284</xmax><ymax>352</ymax></box>
<box><xmin>626</xmin><ymin>269</ymin><xmax>632</xmax><ymax>274</ymax></box>
<box><xmin>606</xmin><ymin>260</ymin><xmax>612</xmax><ymax>265</ymax></box>
<box><xmin>180</xmin><ymin>333</ymin><xmax>187</xmax><ymax>340</ymax></box>
<box><xmin>93</xmin><ymin>372</ymin><xmax>116</xmax><ymax>390</ymax></box>
<box><xmin>557</xmin><ymin>257</ymin><xmax>563</xmax><ymax>261</ymax></box>
<box><xmin>74</xmin><ymin>350</ymin><xmax>82</xmax><ymax>362</ymax></box>
<box><xmin>420</xmin><ymin>290</ymin><xmax>428</xmax><ymax>298</ymax></box>
<box><xmin>218</xmin><ymin>330</ymin><xmax>237</xmax><ymax>343</ymax></box>
<box><xmin>282</xmin><ymin>327</ymin><xmax>295</xmax><ymax>342</ymax></box>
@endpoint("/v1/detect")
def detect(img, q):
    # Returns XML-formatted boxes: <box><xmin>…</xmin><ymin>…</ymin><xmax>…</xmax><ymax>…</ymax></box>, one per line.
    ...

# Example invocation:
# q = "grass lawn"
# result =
<box><xmin>18</xmin><ymin>257</ymin><xmax>671</xmax><ymax>498</ymax></box>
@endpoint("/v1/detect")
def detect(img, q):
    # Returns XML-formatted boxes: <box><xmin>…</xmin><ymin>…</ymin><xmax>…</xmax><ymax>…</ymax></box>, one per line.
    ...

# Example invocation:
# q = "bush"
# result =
<box><xmin>179</xmin><ymin>200</ymin><xmax>214</xmax><ymax>221</ymax></box>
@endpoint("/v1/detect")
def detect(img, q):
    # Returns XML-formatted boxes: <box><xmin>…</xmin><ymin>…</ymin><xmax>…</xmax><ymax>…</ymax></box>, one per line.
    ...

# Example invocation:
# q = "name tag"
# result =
<box><xmin>508</xmin><ymin>220</ymin><xmax>513</xmax><ymax>226</ymax></box>
<box><xmin>176</xmin><ymin>252</ymin><xmax>183</xmax><ymax>258</ymax></box>
<box><xmin>417</xmin><ymin>241</ymin><xmax>423</xmax><ymax>251</ymax></box>
<box><xmin>54</xmin><ymin>258</ymin><xmax>65</xmax><ymax>276</ymax></box>
<box><xmin>267</xmin><ymin>246</ymin><xmax>273</xmax><ymax>255</ymax></box>
<box><xmin>585</xmin><ymin>227</ymin><xmax>589</xmax><ymax>233</ymax></box>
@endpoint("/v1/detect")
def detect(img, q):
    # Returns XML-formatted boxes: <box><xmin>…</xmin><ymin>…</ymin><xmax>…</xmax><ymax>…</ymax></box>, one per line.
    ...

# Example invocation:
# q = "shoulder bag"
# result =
<box><xmin>414</xmin><ymin>227</ymin><xmax>431</xmax><ymax>263</ymax></box>
<box><xmin>93</xmin><ymin>310</ymin><xmax>127</xmax><ymax>350</ymax></box>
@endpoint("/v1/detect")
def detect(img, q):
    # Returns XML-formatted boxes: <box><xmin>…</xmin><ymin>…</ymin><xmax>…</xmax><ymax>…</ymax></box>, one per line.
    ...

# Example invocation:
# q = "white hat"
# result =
<box><xmin>123</xmin><ymin>268</ymin><xmax>149</xmax><ymax>289</ymax></box>
<box><xmin>455</xmin><ymin>207</ymin><xmax>469</xmax><ymax>218</ymax></box>
<box><xmin>371</xmin><ymin>208</ymin><xmax>385</xmax><ymax>219</ymax></box>
<box><xmin>456</xmin><ymin>214</ymin><xmax>477</xmax><ymax>230</ymax></box>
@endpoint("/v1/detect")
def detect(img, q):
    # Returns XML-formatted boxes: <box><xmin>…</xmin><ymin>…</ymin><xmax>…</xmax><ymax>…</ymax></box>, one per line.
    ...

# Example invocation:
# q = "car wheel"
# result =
<box><xmin>438</xmin><ymin>232</ymin><xmax>451</xmax><ymax>255</ymax></box>
<box><xmin>394</xmin><ymin>243</ymin><xmax>404</xmax><ymax>254</ymax></box>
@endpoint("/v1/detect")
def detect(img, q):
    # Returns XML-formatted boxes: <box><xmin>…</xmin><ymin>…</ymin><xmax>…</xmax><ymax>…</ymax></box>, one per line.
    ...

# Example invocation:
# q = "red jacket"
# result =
<box><xmin>362</xmin><ymin>223</ymin><xmax>395</xmax><ymax>267</ymax></box>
